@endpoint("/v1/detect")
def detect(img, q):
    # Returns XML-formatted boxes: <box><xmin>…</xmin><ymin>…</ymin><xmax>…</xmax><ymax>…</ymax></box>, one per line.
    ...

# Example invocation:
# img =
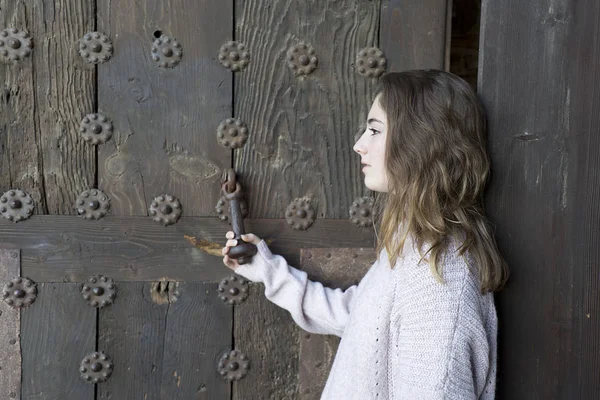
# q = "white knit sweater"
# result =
<box><xmin>235</xmin><ymin>234</ymin><xmax>497</xmax><ymax>399</ymax></box>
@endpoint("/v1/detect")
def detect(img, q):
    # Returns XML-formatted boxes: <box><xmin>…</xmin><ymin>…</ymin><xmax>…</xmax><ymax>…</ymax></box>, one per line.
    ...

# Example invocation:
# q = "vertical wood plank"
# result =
<box><xmin>21</xmin><ymin>283</ymin><xmax>96</xmax><ymax>400</ymax></box>
<box><xmin>31</xmin><ymin>0</ymin><xmax>96</xmax><ymax>214</ymax></box>
<box><xmin>98</xmin><ymin>282</ymin><xmax>168</xmax><ymax>399</ymax></box>
<box><xmin>160</xmin><ymin>282</ymin><xmax>232</xmax><ymax>399</ymax></box>
<box><xmin>96</xmin><ymin>0</ymin><xmax>232</xmax><ymax>216</ymax></box>
<box><xmin>233</xmin><ymin>282</ymin><xmax>300</xmax><ymax>400</ymax></box>
<box><xmin>0</xmin><ymin>1</ymin><xmax>45</xmax><ymax>212</ymax></box>
<box><xmin>380</xmin><ymin>0</ymin><xmax>450</xmax><ymax>72</ymax></box>
<box><xmin>297</xmin><ymin>248</ymin><xmax>374</xmax><ymax>399</ymax></box>
<box><xmin>0</xmin><ymin>249</ymin><xmax>21</xmax><ymax>400</ymax></box>
<box><xmin>234</xmin><ymin>0</ymin><xmax>380</xmax><ymax>219</ymax></box>
<box><xmin>479</xmin><ymin>0</ymin><xmax>600</xmax><ymax>397</ymax></box>
<box><xmin>0</xmin><ymin>0</ymin><xmax>96</xmax><ymax>214</ymax></box>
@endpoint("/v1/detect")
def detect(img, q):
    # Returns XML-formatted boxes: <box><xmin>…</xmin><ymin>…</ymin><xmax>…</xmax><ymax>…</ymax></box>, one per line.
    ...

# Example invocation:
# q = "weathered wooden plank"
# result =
<box><xmin>233</xmin><ymin>282</ymin><xmax>300</xmax><ymax>400</ymax></box>
<box><xmin>0</xmin><ymin>1</ymin><xmax>45</xmax><ymax>213</ymax></box>
<box><xmin>0</xmin><ymin>249</ymin><xmax>21</xmax><ymax>400</ymax></box>
<box><xmin>31</xmin><ymin>0</ymin><xmax>96</xmax><ymax>214</ymax></box>
<box><xmin>160</xmin><ymin>282</ymin><xmax>232</xmax><ymax>399</ymax></box>
<box><xmin>297</xmin><ymin>248</ymin><xmax>374</xmax><ymax>399</ymax></box>
<box><xmin>96</xmin><ymin>0</ymin><xmax>232</xmax><ymax>216</ymax></box>
<box><xmin>98</xmin><ymin>282</ymin><xmax>168</xmax><ymax>399</ymax></box>
<box><xmin>480</xmin><ymin>0</ymin><xmax>600</xmax><ymax>397</ymax></box>
<box><xmin>380</xmin><ymin>0</ymin><xmax>450</xmax><ymax>71</ymax></box>
<box><xmin>0</xmin><ymin>216</ymin><xmax>374</xmax><ymax>282</ymax></box>
<box><xmin>21</xmin><ymin>283</ymin><xmax>95</xmax><ymax>400</ymax></box>
<box><xmin>234</xmin><ymin>0</ymin><xmax>379</xmax><ymax>219</ymax></box>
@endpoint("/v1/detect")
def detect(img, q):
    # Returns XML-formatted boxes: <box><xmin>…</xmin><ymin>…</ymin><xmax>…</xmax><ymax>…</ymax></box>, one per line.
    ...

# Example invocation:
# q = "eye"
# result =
<box><xmin>368</xmin><ymin>128</ymin><xmax>380</xmax><ymax>136</ymax></box>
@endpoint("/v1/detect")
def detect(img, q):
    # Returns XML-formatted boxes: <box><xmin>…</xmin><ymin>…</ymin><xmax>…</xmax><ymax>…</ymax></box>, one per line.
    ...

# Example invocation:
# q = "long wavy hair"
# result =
<box><xmin>373</xmin><ymin>70</ymin><xmax>509</xmax><ymax>293</ymax></box>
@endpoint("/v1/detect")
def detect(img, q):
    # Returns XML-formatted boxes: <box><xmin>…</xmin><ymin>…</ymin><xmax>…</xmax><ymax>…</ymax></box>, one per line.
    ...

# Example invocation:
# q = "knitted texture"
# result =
<box><xmin>235</xmin><ymin>236</ymin><xmax>497</xmax><ymax>399</ymax></box>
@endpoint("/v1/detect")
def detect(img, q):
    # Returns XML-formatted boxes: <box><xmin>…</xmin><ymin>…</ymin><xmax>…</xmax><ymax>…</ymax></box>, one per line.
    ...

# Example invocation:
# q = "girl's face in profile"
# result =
<box><xmin>353</xmin><ymin>95</ymin><xmax>389</xmax><ymax>193</ymax></box>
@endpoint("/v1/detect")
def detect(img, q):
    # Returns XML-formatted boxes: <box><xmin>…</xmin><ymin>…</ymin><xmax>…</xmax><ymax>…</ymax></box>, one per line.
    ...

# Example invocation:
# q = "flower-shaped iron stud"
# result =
<box><xmin>81</xmin><ymin>275</ymin><xmax>116</xmax><ymax>308</ymax></box>
<box><xmin>286</xmin><ymin>42</ymin><xmax>318</xmax><ymax>76</ymax></box>
<box><xmin>75</xmin><ymin>189</ymin><xmax>110</xmax><ymax>220</ymax></box>
<box><xmin>355</xmin><ymin>47</ymin><xmax>387</xmax><ymax>78</ymax></box>
<box><xmin>0</xmin><ymin>28</ymin><xmax>33</xmax><ymax>61</ymax></box>
<box><xmin>151</xmin><ymin>34</ymin><xmax>183</xmax><ymax>68</ymax></box>
<box><xmin>215</xmin><ymin>195</ymin><xmax>248</xmax><ymax>224</ymax></box>
<box><xmin>80</xmin><ymin>352</ymin><xmax>114</xmax><ymax>383</ymax></box>
<box><xmin>217</xmin><ymin>275</ymin><xmax>249</xmax><ymax>305</ymax></box>
<box><xmin>285</xmin><ymin>198</ymin><xmax>315</xmax><ymax>230</ymax></box>
<box><xmin>149</xmin><ymin>194</ymin><xmax>182</xmax><ymax>226</ymax></box>
<box><xmin>218</xmin><ymin>41</ymin><xmax>250</xmax><ymax>72</ymax></box>
<box><xmin>0</xmin><ymin>189</ymin><xmax>34</xmax><ymax>222</ymax></box>
<box><xmin>2</xmin><ymin>277</ymin><xmax>36</xmax><ymax>309</ymax></box>
<box><xmin>79</xmin><ymin>32</ymin><xmax>113</xmax><ymax>64</ymax></box>
<box><xmin>218</xmin><ymin>350</ymin><xmax>250</xmax><ymax>381</ymax></box>
<box><xmin>349</xmin><ymin>196</ymin><xmax>374</xmax><ymax>228</ymax></box>
<box><xmin>80</xmin><ymin>113</ymin><xmax>114</xmax><ymax>145</ymax></box>
<box><xmin>217</xmin><ymin>118</ymin><xmax>249</xmax><ymax>149</ymax></box>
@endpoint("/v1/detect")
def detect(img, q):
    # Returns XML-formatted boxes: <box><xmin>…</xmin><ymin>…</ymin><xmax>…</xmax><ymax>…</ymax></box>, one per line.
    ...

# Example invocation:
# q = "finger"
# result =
<box><xmin>226</xmin><ymin>239</ymin><xmax>237</xmax><ymax>247</ymax></box>
<box><xmin>222</xmin><ymin>246</ymin><xmax>229</xmax><ymax>255</ymax></box>
<box><xmin>241</xmin><ymin>233</ymin><xmax>261</xmax><ymax>245</ymax></box>
<box><xmin>223</xmin><ymin>255</ymin><xmax>239</xmax><ymax>270</ymax></box>
<box><xmin>226</xmin><ymin>231</ymin><xmax>235</xmax><ymax>240</ymax></box>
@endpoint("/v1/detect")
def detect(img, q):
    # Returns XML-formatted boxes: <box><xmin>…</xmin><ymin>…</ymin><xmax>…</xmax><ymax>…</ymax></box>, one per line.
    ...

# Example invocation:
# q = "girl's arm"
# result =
<box><xmin>234</xmin><ymin>240</ymin><xmax>370</xmax><ymax>338</ymax></box>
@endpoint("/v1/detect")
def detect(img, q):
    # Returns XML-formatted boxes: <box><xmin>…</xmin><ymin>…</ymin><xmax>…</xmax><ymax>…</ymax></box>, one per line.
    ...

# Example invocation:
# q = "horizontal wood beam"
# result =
<box><xmin>0</xmin><ymin>217</ymin><xmax>374</xmax><ymax>283</ymax></box>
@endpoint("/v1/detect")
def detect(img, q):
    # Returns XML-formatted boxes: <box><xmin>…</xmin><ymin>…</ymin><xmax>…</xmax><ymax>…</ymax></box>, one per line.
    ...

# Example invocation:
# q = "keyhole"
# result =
<box><xmin>153</xmin><ymin>30</ymin><xmax>162</xmax><ymax>38</ymax></box>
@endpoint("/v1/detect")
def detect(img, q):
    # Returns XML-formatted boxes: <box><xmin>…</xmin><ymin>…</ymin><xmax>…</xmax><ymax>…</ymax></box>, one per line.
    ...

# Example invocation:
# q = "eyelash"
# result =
<box><xmin>368</xmin><ymin>128</ymin><xmax>380</xmax><ymax>135</ymax></box>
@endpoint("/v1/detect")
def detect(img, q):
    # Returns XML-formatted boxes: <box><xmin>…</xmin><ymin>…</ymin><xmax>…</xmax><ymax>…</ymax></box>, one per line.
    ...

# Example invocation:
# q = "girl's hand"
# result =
<box><xmin>222</xmin><ymin>231</ymin><xmax>262</xmax><ymax>270</ymax></box>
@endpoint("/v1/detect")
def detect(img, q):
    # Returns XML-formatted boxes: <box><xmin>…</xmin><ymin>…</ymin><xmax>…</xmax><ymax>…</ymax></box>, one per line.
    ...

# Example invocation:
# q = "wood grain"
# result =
<box><xmin>233</xmin><ymin>282</ymin><xmax>300</xmax><ymax>400</ymax></box>
<box><xmin>0</xmin><ymin>0</ymin><xmax>45</xmax><ymax>213</ymax></box>
<box><xmin>160</xmin><ymin>282</ymin><xmax>232</xmax><ymax>399</ymax></box>
<box><xmin>0</xmin><ymin>249</ymin><xmax>21</xmax><ymax>400</ymax></box>
<box><xmin>234</xmin><ymin>0</ymin><xmax>380</xmax><ymax>219</ymax></box>
<box><xmin>0</xmin><ymin>216</ymin><xmax>375</xmax><ymax>282</ymax></box>
<box><xmin>480</xmin><ymin>0</ymin><xmax>600</xmax><ymax>397</ymax></box>
<box><xmin>380</xmin><ymin>0</ymin><xmax>451</xmax><ymax>72</ymax></box>
<box><xmin>98</xmin><ymin>282</ymin><xmax>168</xmax><ymax>399</ymax></box>
<box><xmin>97</xmin><ymin>0</ymin><xmax>232</xmax><ymax>216</ymax></box>
<box><xmin>21</xmin><ymin>283</ymin><xmax>95</xmax><ymax>400</ymax></box>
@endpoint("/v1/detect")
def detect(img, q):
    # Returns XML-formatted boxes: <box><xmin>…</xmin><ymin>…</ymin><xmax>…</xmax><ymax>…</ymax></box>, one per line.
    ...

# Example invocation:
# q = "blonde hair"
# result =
<box><xmin>373</xmin><ymin>70</ymin><xmax>509</xmax><ymax>293</ymax></box>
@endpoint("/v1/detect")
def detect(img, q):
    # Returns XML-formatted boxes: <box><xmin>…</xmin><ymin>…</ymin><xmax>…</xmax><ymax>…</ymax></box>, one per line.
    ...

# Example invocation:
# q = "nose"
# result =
<box><xmin>353</xmin><ymin>131</ymin><xmax>366</xmax><ymax>155</ymax></box>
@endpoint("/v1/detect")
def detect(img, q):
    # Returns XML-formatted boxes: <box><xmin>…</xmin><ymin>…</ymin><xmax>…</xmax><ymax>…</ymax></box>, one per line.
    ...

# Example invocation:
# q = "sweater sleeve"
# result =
<box><xmin>233</xmin><ymin>240</ymin><xmax>366</xmax><ymax>338</ymax></box>
<box><xmin>390</xmin><ymin>259</ymin><xmax>495</xmax><ymax>399</ymax></box>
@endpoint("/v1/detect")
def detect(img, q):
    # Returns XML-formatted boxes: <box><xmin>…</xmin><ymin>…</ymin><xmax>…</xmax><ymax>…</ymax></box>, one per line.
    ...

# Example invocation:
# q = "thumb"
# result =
<box><xmin>241</xmin><ymin>233</ymin><xmax>261</xmax><ymax>245</ymax></box>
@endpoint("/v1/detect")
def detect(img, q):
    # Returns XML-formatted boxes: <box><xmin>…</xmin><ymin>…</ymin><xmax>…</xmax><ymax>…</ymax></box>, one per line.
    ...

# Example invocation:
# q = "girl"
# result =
<box><xmin>222</xmin><ymin>70</ymin><xmax>509</xmax><ymax>399</ymax></box>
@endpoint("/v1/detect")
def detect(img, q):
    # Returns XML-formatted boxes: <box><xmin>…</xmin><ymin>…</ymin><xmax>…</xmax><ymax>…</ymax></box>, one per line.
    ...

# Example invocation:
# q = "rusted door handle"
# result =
<box><xmin>221</xmin><ymin>169</ymin><xmax>257</xmax><ymax>264</ymax></box>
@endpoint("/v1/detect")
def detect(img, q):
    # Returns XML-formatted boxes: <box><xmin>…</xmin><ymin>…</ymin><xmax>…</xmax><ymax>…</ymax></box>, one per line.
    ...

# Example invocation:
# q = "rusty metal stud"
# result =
<box><xmin>217</xmin><ymin>118</ymin><xmax>249</xmax><ymax>149</ymax></box>
<box><xmin>79</xmin><ymin>32</ymin><xmax>113</xmax><ymax>64</ymax></box>
<box><xmin>0</xmin><ymin>27</ymin><xmax>33</xmax><ymax>62</ymax></box>
<box><xmin>217</xmin><ymin>275</ymin><xmax>249</xmax><ymax>305</ymax></box>
<box><xmin>149</xmin><ymin>194</ymin><xmax>182</xmax><ymax>226</ymax></box>
<box><xmin>80</xmin><ymin>351</ymin><xmax>114</xmax><ymax>383</ymax></box>
<box><xmin>75</xmin><ymin>189</ymin><xmax>110</xmax><ymax>220</ymax></box>
<box><xmin>80</xmin><ymin>113</ymin><xmax>114</xmax><ymax>145</ymax></box>
<box><xmin>349</xmin><ymin>196</ymin><xmax>374</xmax><ymax>228</ymax></box>
<box><xmin>355</xmin><ymin>47</ymin><xmax>387</xmax><ymax>78</ymax></box>
<box><xmin>151</xmin><ymin>34</ymin><xmax>183</xmax><ymax>68</ymax></box>
<box><xmin>215</xmin><ymin>195</ymin><xmax>248</xmax><ymax>224</ymax></box>
<box><xmin>2</xmin><ymin>277</ymin><xmax>37</xmax><ymax>309</ymax></box>
<box><xmin>217</xmin><ymin>350</ymin><xmax>250</xmax><ymax>381</ymax></box>
<box><xmin>81</xmin><ymin>275</ymin><xmax>116</xmax><ymax>308</ymax></box>
<box><xmin>218</xmin><ymin>41</ymin><xmax>250</xmax><ymax>72</ymax></box>
<box><xmin>0</xmin><ymin>189</ymin><xmax>34</xmax><ymax>222</ymax></box>
<box><xmin>285</xmin><ymin>198</ymin><xmax>315</xmax><ymax>230</ymax></box>
<box><xmin>286</xmin><ymin>42</ymin><xmax>318</xmax><ymax>76</ymax></box>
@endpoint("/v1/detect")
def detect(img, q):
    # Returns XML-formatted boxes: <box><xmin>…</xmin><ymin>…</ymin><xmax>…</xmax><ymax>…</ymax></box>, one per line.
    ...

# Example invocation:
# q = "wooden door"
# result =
<box><xmin>479</xmin><ymin>0</ymin><xmax>600</xmax><ymax>398</ymax></box>
<box><xmin>0</xmin><ymin>0</ymin><xmax>451</xmax><ymax>398</ymax></box>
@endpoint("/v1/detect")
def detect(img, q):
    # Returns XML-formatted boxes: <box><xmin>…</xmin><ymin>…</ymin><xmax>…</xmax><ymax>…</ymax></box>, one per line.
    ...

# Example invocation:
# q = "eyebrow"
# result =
<box><xmin>368</xmin><ymin>118</ymin><xmax>384</xmax><ymax>125</ymax></box>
